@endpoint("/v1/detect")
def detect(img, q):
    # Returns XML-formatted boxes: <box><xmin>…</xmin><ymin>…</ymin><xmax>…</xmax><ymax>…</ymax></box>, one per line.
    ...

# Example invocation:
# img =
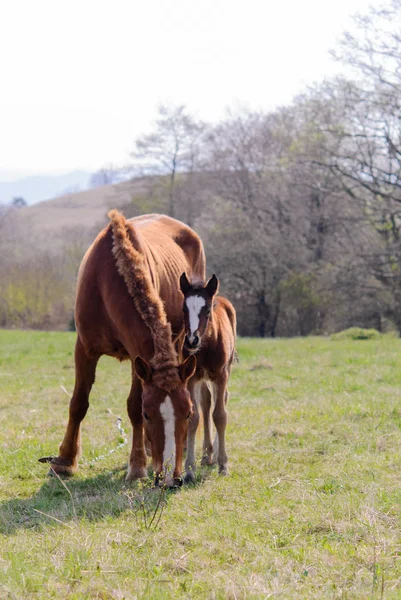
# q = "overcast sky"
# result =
<box><xmin>1</xmin><ymin>0</ymin><xmax>374</xmax><ymax>179</ymax></box>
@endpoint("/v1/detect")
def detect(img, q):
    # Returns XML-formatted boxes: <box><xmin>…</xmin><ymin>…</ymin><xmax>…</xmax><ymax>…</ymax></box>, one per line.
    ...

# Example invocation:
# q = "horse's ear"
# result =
<box><xmin>206</xmin><ymin>274</ymin><xmax>219</xmax><ymax>297</ymax></box>
<box><xmin>172</xmin><ymin>328</ymin><xmax>185</xmax><ymax>360</ymax></box>
<box><xmin>180</xmin><ymin>272</ymin><xmax>191</xmax><ymax>296</ymax></box>
<box><xmin>178</xmin><ymin>354</ymin><xmax>196</xmax><ymax>383</ymax></box>
<box><xmin>134</xmin><ymin>356</ymin><xmax>153</xmax><ymax>383</ymax></box>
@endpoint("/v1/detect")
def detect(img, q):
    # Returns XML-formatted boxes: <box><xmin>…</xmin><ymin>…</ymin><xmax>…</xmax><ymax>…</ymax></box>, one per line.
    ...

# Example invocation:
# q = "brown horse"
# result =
<box><xmin>44</xmin><ymin>212</ymin><xmax>206</xmax><ymax>486</ymax></box>
<box><xmin>179</xmin><ymin>273</ymin><xmax>237</xmax><ymax>480</ymax></box>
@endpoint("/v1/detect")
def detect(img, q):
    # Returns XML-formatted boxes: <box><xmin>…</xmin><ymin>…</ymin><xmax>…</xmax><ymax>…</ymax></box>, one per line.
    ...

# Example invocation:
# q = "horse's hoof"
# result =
<box><xmin>201</xmin><ymin>455</ymin><xmax>214</xmax><ymax>466</ymax></box>
<box><xmin>44</xmin><ymin>457</ymin><xmax>77</xmax><ymax>477</ymax></box>
<box><xmin>126</xmin><ymin>466</ymin><xmax>147</xmax><ymax>481</ymax></box>
<box><xmin>184</xmin><ymin>470</ymin><xmax>196</xmax><ymax>484</ymax></box>
<box><xmin>218</xmin><ymin>466</ymin><xmax>228</xmax><ymax>476</ymax></box>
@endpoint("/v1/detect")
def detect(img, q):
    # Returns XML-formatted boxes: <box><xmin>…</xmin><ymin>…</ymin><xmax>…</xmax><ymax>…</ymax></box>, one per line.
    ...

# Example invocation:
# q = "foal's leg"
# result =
<box><xmin>212</xmin><ymin>371</ymin><xmax>229</xmax><ymax>475</ymax></box>
<box><xmin>52</xmin><ymin>337</ymin><xmax>99</xmax><ymax>476</ymax></box>
<box><xmin>126</xmin><ymin>371</ymin><xmax>147</xmax><ymax>480</ymax></box>
<box><xmin>200</xmin><ymin>382</ymin><xmax>214</xmax><ymax>466</ymax></box>
<box><xmin>184</xmin><ymin>379</ymin><xmax>200</xmax><ymax>483</ymax></box>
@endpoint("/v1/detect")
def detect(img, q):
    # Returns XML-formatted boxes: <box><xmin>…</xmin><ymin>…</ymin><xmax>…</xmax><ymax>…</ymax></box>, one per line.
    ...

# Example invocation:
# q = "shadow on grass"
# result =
<box><xmin>0</xmin><ymin>463</ymin><xmax>213</xmax><ymax>536</ymax></box>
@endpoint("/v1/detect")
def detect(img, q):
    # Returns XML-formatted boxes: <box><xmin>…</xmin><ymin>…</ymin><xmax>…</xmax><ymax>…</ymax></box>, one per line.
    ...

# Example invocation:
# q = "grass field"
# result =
<box><xmin>1</xmin><ymin>330</ymin><xmax>401</xmax><ymax>598</ymax></box>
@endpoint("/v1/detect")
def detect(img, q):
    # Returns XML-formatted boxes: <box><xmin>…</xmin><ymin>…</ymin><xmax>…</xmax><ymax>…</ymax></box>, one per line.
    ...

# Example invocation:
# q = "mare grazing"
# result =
<box><xmin>179</xmin><ymin>273</ymin><xmax>237</xmax><ymax>480</ymax></box>
<box><xmin>42</xmin><ymin>211</ymin><xmax>206</xmax><ymax>486</ymax></box>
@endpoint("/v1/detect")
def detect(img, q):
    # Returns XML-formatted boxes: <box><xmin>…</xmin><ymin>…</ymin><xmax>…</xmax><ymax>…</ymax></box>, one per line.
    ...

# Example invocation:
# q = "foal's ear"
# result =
<box><xmin>178</xmin><ymin>354</ymin><xmax>197</xmax><ymax>383</ymax></box>
<box><xmin>206</xmin><ymin>274</ymin><xmax>219</xmax><ymax>297</ymax></box>
<box><xmin>134</xmin><ymin>356</ymin><xmax>153</xmax><ymax>383</ymax></box>
<box><xmin>180</xmin><ymin>272</ymin><xmax>192</xmax><ymax>296</ymax></box>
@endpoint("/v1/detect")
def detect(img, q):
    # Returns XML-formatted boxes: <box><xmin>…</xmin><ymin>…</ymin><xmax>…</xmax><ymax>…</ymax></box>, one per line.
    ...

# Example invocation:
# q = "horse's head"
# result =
<box><xmin>180</xmin><ymin>273</ymin><xmax>219</xmax><ymax>352</ymax></box>
<box><xmin>134</xmin><ymin>354</ymin><xmax>196</xmax><ymax>487</ymax></box>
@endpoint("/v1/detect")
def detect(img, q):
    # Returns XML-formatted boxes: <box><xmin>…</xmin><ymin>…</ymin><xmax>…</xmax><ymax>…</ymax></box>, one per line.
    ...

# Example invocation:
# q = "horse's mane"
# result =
<box><xmin>108</xmin><ymin>210</ymin><xmax>180</xmax><ymax>391</ymax></box>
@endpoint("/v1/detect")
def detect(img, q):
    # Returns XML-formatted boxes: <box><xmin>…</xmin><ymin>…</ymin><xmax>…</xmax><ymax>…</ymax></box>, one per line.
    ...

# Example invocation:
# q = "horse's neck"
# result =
<box><xmin>205</xmin><ymin>310</ymin><xmax>219</xmax><ymax>346</ymax></box>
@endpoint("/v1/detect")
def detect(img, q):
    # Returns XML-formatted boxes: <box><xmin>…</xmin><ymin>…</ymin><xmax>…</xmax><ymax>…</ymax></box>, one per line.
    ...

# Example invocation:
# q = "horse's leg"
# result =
<box><xmin>52</xmin><ymin>336</ymin><xmax>99</xmax><ymax>476</ymax></box>
<box><xmin>184</xmin><ymin>379</ymin><xmax>200</xmax><ymax>483</ymax></box>
<box><xmin>200</xmin><ymin>382</ymin><xmax>214</xmax><ymax>466</ymax></box>
<box><xmin>212</xmin><ymin>371</ymin><xmax>229</xmax><ymax>475</ymax></box>
<box><xmin>126</xmin><ymin>370</ymin><xmax>147</xmax><ymax>480</ymax></box>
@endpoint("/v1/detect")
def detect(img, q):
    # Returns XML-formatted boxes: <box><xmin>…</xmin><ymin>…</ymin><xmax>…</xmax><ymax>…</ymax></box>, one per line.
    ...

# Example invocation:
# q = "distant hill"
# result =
<box><xmin>0</xmin><ymin>170</ymin><xmax>92</xmax><ymax>205</ymax></box>
<box><xmin>3</xmin><ymin>177</ymin><xmax>152</xmax><ymax>253</ymax></box>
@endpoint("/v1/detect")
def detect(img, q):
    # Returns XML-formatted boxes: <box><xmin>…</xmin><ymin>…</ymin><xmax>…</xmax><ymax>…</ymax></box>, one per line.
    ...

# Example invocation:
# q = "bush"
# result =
<box><xmin>331</xmin><ymin>327</ymin><xmax>381</xmax><ymax>341</ymax></box>
<box><xmin>68</xmin><ymin>313</ymin><xmax>76</xmax><ymax>331</ymax></box>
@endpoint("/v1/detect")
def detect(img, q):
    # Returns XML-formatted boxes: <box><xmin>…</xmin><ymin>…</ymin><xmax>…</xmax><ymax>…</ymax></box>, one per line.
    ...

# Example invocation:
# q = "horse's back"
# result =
<box><xmin>214</xmin><ymin>296</ymin><xmax>237</xmax><ymax>367</ymax></box>
<box><xmin>131</xmin><ymin>214</ymin><xmax>206</xmax><ymax>281</ymax></box>
<box><xmin>215</xmin><ymin>297</ymin><xmax>237</xmax><ymax>341</ymax></box>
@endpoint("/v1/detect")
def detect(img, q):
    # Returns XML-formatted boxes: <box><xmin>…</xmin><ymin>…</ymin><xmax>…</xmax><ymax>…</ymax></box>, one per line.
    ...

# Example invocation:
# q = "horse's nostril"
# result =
<box><xmin>185</xmin><ymin>335</ymin><xmax>199</xmax><ymax>349</ymax></box>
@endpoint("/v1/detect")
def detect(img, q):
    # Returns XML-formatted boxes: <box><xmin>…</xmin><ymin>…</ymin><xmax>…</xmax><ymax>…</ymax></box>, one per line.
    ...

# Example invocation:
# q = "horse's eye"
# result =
<box><xmin>144</xmin><ymin>412</ymin><xmax>150</xmax><ymax>421</ymax></box>
<box><xmin>186</xmin><ymin>411</ymin><xmax>192</xmax><ymax>420</ymax></box>
<box><xmin>206</xmin><ymin>310</ymin><xmax>211</xmax><ymax>317</ymax></box>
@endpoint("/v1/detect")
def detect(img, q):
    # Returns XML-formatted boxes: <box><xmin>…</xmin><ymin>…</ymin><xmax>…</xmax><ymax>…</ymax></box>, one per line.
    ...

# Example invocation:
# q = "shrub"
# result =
<box><xmin>331</xmin><ymin>327</ymin><xmax>381</xmax><ymax>341</ymax></box>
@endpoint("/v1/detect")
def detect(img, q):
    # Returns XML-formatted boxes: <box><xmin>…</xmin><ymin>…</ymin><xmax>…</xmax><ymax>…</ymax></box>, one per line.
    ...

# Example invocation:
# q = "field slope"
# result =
<box><xmin>1</xmin><ymin>331</ymin><xmax>401</xmax><ymax>598</ymax></box>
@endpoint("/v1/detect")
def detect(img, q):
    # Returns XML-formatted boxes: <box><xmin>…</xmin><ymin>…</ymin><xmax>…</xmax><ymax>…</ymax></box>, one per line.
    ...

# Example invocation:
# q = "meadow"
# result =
<box><xmin>1</xmin><ymin>330</ymin><xmax>401</xmax><ymax>599</ymax></box>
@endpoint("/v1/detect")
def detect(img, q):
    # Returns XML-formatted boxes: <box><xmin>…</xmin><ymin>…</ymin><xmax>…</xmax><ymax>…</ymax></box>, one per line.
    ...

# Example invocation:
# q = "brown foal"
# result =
<box><xmin>179</xmin><ymin>274</ymin><xmax>237</xmax><ymax>480</ymax></box>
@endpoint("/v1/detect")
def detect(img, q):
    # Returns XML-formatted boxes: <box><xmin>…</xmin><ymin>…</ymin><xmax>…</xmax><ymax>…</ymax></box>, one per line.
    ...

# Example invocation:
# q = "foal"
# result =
<box><xmin>179</xmin><ymin>273</ymin><xmax>236</xmax><ymax>480</ymax></box>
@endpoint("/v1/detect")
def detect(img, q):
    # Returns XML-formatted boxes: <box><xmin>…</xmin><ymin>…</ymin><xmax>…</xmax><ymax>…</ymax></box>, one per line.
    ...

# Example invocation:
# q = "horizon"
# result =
<box><xmin>0</xmin><ymin>168</ymin><xmax>91</xmax><ymax>183</ymax></box>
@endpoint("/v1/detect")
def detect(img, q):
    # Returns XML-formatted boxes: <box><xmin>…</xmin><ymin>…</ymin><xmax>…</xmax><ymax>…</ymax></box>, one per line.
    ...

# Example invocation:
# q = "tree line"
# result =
<box><xmin>2</xmin><ymin>1</ymin><xmax>401</xmax><ymax>336</ymax></box>
<box><xmin>123</xmin><ymin>1</ymin><xmax>401</xmax><ymax>336</ymax></box>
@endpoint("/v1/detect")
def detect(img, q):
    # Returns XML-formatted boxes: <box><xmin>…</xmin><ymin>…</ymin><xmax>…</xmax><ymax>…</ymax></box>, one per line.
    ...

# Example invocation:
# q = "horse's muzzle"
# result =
<box><xmin>184</xmin><ymin>335</ymin><xmax>200</xmax><ymax>351</ymax></box>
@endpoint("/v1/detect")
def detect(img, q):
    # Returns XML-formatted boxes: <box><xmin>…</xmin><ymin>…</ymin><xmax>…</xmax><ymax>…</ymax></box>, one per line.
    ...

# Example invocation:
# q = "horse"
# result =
<box><xmin>179</xmin><ymin>273</ymin><xmax>237</xmax><ymax>480</ymax></box>
<box><xmin>41</xmin><ymin>211</ymin><xmax>206</xmax><ymax>487</ymax></box>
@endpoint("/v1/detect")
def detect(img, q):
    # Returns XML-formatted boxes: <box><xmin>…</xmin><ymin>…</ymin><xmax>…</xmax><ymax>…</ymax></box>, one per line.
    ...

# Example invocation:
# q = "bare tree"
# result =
<box><xmin>298</xmin><ymin>1</ymin><xmax>401</xmax><ymax>331</ymax></box>
<box><xmin>12</xmin><ymin>196</ymin><xmax>27</xmax><ymax>208</ymax></box>
<box><xmin>131</xmin><ymin>104</ymin><xmax>205</xmax><ymax>217</ymax></box>
<box><xmin>90</xmin><ymin>164</ymin><xmax>122</xmax><ymax>188</ymax></box>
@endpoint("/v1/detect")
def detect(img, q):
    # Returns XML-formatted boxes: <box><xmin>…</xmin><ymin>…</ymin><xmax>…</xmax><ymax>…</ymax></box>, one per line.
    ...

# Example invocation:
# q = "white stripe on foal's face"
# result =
<box><xmin>185</xmin><ymin>295</ymin><xmax>206</xmax><ymax>343</ymax></box>
<box><xmin>159</xmin><ymin>396</ymin><xmax>175</xmax><ymax>475</ymax></box>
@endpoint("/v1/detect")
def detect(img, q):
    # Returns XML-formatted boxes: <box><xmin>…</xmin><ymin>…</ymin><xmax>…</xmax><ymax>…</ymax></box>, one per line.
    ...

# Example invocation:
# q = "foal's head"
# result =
<box><xmin>180</xmin><ymin>273</ymin><xmax>219</xmax><ymax>352</ymax></box>
<box><xmin>134</xmin><ymin>354</ymin><xmax>196</xmax><ymax>486</ymax></box>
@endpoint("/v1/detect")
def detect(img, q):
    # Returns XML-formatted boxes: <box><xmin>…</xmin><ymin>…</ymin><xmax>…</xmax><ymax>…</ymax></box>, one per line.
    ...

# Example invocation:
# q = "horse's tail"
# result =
<box><xmin>108</xmin><ymin>210</ymin><xmax>178</xmax><ymax>379</ymax></box>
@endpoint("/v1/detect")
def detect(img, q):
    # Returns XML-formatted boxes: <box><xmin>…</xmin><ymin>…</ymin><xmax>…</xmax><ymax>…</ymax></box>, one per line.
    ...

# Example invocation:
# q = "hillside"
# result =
<box><xmin>3</xmin><ymin>178</ymin><xmax>150</xmax><ymax>252</ymax></box>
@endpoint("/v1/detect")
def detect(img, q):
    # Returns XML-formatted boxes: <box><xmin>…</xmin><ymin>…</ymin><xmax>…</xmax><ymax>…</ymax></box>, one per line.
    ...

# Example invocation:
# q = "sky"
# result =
<box><xmin>1</xmin><ymin>0</ymin><xmax>374</xmax><ymax>180</ymax></box>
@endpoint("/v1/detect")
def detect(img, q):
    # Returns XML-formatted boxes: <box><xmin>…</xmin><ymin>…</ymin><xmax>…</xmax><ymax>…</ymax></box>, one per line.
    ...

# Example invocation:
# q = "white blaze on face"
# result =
<box><xmin>159</xmin><ymin>396</ymin><xmax>175</xmax><ymax>476</ymax></box>
<box><xmin>186</xmin><ymin>295</ymin><xmax>206</xmax><ymax>342</ymax></box>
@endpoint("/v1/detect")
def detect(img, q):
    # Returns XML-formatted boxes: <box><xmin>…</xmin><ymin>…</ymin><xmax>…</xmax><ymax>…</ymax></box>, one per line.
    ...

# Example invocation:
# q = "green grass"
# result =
<box><xmin>1</xmin><ymin>331</ymin><xmax>401</xmax><ymax>598</ymax></box>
